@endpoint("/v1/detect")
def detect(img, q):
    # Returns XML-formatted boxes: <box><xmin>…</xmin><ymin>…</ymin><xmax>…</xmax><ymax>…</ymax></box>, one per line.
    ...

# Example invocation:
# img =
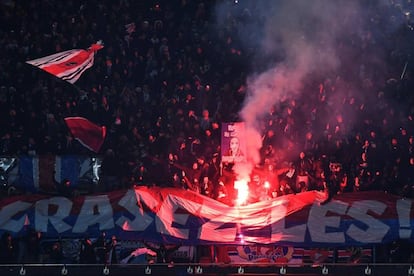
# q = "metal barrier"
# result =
<box><xmin>0</xmin><ymin>263</ymin><xmax>413</xmax><ymax>276</ymax></box>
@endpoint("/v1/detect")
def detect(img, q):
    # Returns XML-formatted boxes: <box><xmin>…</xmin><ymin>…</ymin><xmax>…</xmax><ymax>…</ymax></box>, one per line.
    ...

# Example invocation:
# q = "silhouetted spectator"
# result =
<box><xmin>143</xmin><ymin>241</ymin><xmax>181</xmax><ymax>264</ymax></box>
<box><xmin>79</xmin><ymin>237</ymin><xmax>96</xmax><ymax>264</ymax></box>
<box><xmin>0</xmin><ymin>232</ymin><xmax>16</xmax><ymax>264</ymax></box>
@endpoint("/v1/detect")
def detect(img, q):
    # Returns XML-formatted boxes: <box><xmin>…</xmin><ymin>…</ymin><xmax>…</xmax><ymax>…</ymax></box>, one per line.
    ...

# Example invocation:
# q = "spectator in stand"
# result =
<box><xmin>79</xmin><ymin>237</ymin><xmax>96</xmax><ymax>264</ymax></box>
<box><xmin>26</xmin><ymin>230</ymin><xmax>42</xmax><ymax>264</ymax></box>
<box><xmin>0</xmin><ymin>232</ymin><xmax>16</xmax><ymax>264</ymax></box>
<box><xmin>134</xmin><ymin>164</ymin><xmax>150</xmax><ymax>187</ymax></box>
<box><xmin>303</xmin><ymin>131</ymin><xmax>318</xmax><ymax>157</ymax></box>
<box><xmin>408</xmin><ymin>136</ymin><xmax>414</xmax><ymax>156</ymax></box>
<box><xmin>196</xmin><ymin>155</ymin><xmax>210</xmax><ymax>181</ymax></box>
<box><xmin>200</xmin><ymin>176</ymin><xmax>214</xmax><ymax>197</ymax></box>
<box><xmin>278</xmin><ymin>163</ymin><xmax>297</xmax><ymax>196</ymax></box>
<box><xmin>56</xmin><ymin>179</ymin><xmax>74</xmax><ymax>197</ymax></box>
<box><xmin>207</xmin><ymin>153</ymin><xmax>221</xmax><ymax>190</ymax></box>
<box><xmin>293</xmin><ymin>151</ymin><xmax>314</xmax><ymax>193</ymax></box>
<box><xmin>181</xmin><ymin>161</ymin><xmax>202</xmax><ymax>193</ymax></box>
<box><xmin>107</xmin><ymin>235</ymin><xmax>119</xmax><ymax>264</ymax></box>
<box><xmin>49</xmin><ymin>240</ymin><xmax>63</xmax><ymax>264</ymax></box>
<box><xmin>94</xmin><ymin>232</ymin><xmax>108</xmax><ymax>264</ymax></box>
<box><xmin>143</xmin><ymin>241</ymin><xmax>181</xmax><ymax>264</ymax></box>
<box><xmin>199</xmin><ymin>109</ymin><xmax>213</xmax><ymax>132</ymax></box>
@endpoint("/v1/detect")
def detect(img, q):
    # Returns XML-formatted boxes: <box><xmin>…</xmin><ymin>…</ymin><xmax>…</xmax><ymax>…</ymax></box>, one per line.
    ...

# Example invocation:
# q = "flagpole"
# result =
<box><xmin>401</xmin><ymin>61</ymin><xmax>408</xmax><ymax>80</ymax></box>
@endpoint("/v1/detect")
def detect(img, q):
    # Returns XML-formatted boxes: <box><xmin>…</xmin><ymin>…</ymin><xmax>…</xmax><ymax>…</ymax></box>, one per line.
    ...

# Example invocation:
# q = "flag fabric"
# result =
<box><xmin>13</xmin><ymin>155</ymin><xmax>101</xmax><ymax>193</ymax></box>
<box><xmin>18</xmin><ymin>155</ymin><xmax>56</xmax><ymax>193</ymax></box>
<box><xmin>0</xmin><ymin>188</ymin><xmax>411</xmax><ymax>246</ymax></box>
<box><xmin>64</xmin><ymin>117</ymin><xmax>106</xmax><ymax>153</ymax></box>
<box><xmin>26</xmin><ymin>41</ymin><xmax>104</xmax><ymax>84</ymax></box>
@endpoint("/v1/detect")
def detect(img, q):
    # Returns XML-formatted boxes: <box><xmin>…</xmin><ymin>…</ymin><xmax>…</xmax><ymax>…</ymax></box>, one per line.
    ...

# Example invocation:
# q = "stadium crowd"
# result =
<box><xmin>1</xmin><ymin>0</ymin><xmax>414</xmax><ymax>265</ymax></box>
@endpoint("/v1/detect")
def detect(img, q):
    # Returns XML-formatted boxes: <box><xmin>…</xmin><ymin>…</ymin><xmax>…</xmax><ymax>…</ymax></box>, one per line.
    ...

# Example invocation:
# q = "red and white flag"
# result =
<box><xmin>64</xmin><ymin>117</ymin><xmax>106</xmax><ymax>153</ymax></box>
<box><xmin>26</xmin><ymin>41</ymin><xmax>104</xmax><ymax>84</ymax></box>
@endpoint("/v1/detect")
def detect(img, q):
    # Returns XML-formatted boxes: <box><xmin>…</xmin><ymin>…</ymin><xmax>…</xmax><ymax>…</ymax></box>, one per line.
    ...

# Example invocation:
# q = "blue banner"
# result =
<box><xmin>0</xmin><ymin>187</ymin><xmax>412</xmax><ymax>247</ymax></box>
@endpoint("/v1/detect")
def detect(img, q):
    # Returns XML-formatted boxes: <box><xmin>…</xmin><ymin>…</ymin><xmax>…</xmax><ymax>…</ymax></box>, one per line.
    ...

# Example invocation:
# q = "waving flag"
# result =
<box><xmin>64</xmin><ymin>117</ymin><xmax>106</xmax><ymax>153</ymax></box>
<box><xmin>26</xmin><ymin>41</ymin><xmax>104</xmax><ymax>84</ymax></box>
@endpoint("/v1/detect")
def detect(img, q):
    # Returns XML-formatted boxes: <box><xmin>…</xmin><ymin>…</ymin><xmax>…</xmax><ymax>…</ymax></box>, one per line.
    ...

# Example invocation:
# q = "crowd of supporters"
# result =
<box><xmin>2</xmin><ymin>0</ymin><xmax>414</xmax><ymax>265</ymax></box>
<box><xmin>2</xmin><ymin>0</ymin><xmax>413</xmax><ymax>203</ymax></box>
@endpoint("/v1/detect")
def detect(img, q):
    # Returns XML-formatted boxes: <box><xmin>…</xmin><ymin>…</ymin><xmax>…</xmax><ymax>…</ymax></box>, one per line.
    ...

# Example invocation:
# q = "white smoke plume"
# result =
<box><xmin>213</xmin><ymin>0</ymin><xmax>400</xmax><ymax>178</ymax></box>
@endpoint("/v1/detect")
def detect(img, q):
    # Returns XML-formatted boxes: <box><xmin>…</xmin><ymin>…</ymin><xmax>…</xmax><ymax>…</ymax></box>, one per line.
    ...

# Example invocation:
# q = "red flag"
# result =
<box><xmin>64</xmin><ymin>117</ymin><xmax>106</xmax><ymax>153</ymax></box>
<box><xmin>26</xmin><ymin>41</ymin><xmax>104</xmax><ymax>84</ymax></box>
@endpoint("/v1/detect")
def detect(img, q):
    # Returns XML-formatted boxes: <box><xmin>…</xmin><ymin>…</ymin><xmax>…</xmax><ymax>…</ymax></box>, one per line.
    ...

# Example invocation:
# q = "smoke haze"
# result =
<box><xmin>213</xmin><ymin>0</ymin><xmax>408</xmax><ymax>177</ymax></box>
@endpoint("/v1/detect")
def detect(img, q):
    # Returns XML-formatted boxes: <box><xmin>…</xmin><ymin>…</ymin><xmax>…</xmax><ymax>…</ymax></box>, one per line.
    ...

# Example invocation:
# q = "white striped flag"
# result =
<box><xmin>26</xmin><ymin>41</ymin><xmax>104</xmax><ymax>84</ymax></box>
<box><xmin>64</xmin><ymin>117</ymin><xmax>106</xmax><ymax>153</ymax></box>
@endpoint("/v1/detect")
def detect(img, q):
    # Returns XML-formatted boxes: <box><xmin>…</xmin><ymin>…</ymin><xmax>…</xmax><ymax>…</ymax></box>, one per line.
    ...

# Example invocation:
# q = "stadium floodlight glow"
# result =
<box><xmin>321</xmin><ymin>265</ymin><xmax>328</xmax><ymax>275</ymax></box>
<box><xmin>364</xmin><ymin>265</ymin><xmax>371</xmax><ymax>275</ymax></box>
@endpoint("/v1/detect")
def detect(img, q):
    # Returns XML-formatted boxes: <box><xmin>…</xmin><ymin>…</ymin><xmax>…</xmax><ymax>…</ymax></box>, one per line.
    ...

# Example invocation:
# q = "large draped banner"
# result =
<box><xmin>0</xmin><ymin>187</ymin><xmax>412</xmax><ymax>247</ymax></box>
<box><xmin>6</xmin><ymin>155</ymin><xmax>101</xmax><ymax>193</ymax></box>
